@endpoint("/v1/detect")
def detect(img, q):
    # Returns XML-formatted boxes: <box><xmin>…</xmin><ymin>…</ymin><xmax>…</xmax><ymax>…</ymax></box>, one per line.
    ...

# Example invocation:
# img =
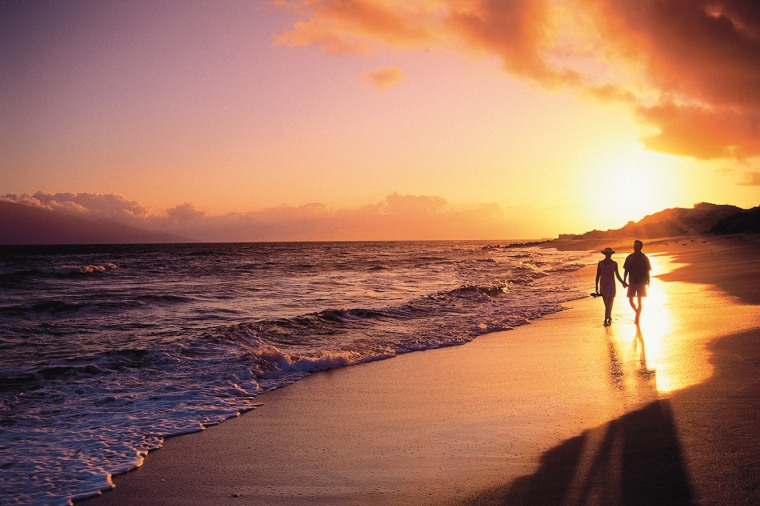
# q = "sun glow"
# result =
<box><xmin>584</xmin><ymin>144</ymin><xmax>682</xmax><ymax>227</ymax></box>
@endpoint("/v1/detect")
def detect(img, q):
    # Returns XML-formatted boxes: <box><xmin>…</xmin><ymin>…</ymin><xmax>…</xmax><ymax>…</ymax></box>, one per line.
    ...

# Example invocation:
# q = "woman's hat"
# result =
<box><xmin>601</xmin><ymin>247</ymin><xmax>615</xmax><ymax>255</ymax></box>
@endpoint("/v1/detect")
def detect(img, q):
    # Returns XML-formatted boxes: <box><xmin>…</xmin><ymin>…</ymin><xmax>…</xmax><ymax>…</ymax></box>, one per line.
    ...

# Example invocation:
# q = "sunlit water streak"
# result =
<box><xmin>0</xmin><ymin>241</ymin><xmax>590</xmax><ymax>505</ymax></box>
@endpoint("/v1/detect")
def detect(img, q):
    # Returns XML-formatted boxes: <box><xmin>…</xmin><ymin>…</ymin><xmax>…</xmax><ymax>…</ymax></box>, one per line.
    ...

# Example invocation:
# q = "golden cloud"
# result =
<box><xmin>363</xmin><ymin>67</ymin><xmax>405</xmax><ymax>89</ymax></box>
<box><xmin>639</xmin><ymin>102</ymin><xmax>760</xmax><ymax>160</ymax></box>
<box><xmin>274</xmin><ymin>0</ymin><xmax>760</xmax><ymax>161</ymax></box>
<box><xmin>739</xmin><ymin>171</ymin><xmax>760</xmax><ymax>186</ymax></box>
<box><xmin>2</xmin><ymin>191</ymin><xmax>527</xmax><ymax>241</ymax></box>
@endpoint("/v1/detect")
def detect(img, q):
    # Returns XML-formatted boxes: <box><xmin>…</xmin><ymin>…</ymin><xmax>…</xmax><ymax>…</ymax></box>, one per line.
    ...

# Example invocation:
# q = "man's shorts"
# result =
<box><xmin>627</xmin><ymin>284</ymin><xmax>647</xmax><ymax>297</ymax></box>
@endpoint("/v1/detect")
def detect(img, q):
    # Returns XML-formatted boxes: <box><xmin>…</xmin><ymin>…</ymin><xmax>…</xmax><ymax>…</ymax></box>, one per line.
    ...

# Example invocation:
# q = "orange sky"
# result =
<box><xmin>1</xmin><ymin>1</ymin><xmax>758</xmax><ymax>241</ymax></box>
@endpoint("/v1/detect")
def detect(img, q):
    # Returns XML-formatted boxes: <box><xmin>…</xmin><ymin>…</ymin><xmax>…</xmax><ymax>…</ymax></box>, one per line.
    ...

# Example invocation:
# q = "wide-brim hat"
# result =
<box><xmin>600</xmin><ymin>247</ymin><xmax>615</xmax><ymax>255</ymax></box>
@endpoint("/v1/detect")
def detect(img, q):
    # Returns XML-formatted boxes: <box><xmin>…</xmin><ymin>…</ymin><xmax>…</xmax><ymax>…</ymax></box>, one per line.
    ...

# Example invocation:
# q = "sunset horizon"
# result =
<box><xmin>0</xmin><ymin>191</ymin><xmax>754</xmax><ymax>244</ymax></box>
<box><xmin>2</xmin><ymin>1</ymin><xmax>759</xmax><ymax>243</ymax></box>
<box><xmin>3</xmin><ymin>3</ymin><xmax>760</xmax><ymax>505</ymax></box>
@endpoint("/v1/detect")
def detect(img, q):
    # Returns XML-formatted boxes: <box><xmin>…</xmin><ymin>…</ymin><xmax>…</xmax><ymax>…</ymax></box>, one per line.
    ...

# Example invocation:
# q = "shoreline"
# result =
<box><xmin>86</xmin><ymin>235</ymin><xmax>760</xmax><ymax>505</ymax></box>
<box><xmin>461</xmin><ymin>235</ymin><xmax>760</xmax><ymax>504</ymax></box>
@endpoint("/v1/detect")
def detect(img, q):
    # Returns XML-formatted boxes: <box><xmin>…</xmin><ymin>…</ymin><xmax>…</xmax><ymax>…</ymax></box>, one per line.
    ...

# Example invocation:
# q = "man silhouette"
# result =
<box><xmin>623</xmin><ymin>240</ymin><xmax>651</xmax><ymax>324</ymax></box>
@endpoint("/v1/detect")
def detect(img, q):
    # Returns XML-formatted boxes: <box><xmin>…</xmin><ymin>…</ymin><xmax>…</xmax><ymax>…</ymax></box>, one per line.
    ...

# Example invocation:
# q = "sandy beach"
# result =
<box><xmin>86</xmin><ymin>235</ymin><xmax>760</xmax><ymax>505</ymax></box>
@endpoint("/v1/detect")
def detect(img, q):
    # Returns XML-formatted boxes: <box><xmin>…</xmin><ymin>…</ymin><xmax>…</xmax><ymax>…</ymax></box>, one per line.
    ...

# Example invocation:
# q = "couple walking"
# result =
<box><xmin>594</xmin><ymin>240</ymin><xmax>651</xmax><ymax>326</ymax></box>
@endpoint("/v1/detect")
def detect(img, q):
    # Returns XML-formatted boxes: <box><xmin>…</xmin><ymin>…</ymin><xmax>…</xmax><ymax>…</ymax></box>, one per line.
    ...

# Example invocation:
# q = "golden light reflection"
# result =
<box><xmin>634</xmin><ymin>278</ymin><xmax>676</xmax><ymax>393</ymax></box>
<box><xmin>606</xmin><ymin>253</ymin><xmax>717</xmax><ymax>400</ymax></box>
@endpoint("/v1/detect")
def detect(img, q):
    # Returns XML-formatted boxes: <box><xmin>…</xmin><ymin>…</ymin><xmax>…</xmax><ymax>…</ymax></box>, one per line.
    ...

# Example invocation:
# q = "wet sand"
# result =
<box><xmin>86</xmin><ymin>235</ymin><xmax>760</xmax><ymax>505</ymax></box>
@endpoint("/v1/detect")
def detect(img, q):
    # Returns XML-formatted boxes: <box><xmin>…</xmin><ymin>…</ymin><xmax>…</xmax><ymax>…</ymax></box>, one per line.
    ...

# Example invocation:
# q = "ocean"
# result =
<box><xmin>0</xmin><ymin>241</ymin><xmax>591</xmax><ymax>505</ymax></box>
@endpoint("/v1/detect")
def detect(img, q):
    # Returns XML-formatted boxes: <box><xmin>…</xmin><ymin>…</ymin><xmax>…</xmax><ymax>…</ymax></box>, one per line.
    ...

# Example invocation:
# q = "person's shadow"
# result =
<box><xmin>634</xmin><ymin>325</ymin><xmax>656</xmax><ymax>383</ymax></box>
<box><xmin>458</xmin><ymin>326</ymin><xmax>693</xmax><ymax>505</ymax></box>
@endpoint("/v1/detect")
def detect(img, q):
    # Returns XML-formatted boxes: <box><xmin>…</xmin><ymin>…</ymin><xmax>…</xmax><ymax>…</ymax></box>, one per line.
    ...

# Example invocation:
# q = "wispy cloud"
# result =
<box><xmin>739</xmin><ymin>171</ymin><xmax>760</xmax><ymax>186</ymax></box>
<box><xmin>274</xmin><ymin>0</ymin><xmax>760</xmax><ymax>161</ymax></box>
<box><xmin>363</xmin><ymin>67</ymin><xmax>405</xmax><ymax>89</ymax></box>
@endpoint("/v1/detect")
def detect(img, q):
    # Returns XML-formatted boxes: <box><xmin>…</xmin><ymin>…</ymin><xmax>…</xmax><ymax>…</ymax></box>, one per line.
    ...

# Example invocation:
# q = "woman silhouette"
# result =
<box><xmin>595</xmin><ymin>247</ymin><xmax>627</xmax><ymax>326</ymax></box>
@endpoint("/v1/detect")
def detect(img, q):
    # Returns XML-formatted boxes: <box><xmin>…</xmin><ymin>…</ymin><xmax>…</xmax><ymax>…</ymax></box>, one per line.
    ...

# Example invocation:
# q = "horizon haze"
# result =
<box><xmin>1</xmin><ymin>198</ymin><xmax>755</xmax><ymax>245</ymax></box>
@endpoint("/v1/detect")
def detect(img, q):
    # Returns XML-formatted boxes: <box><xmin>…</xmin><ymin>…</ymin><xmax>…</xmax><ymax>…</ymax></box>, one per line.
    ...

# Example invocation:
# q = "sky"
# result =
<box><xmin>1</xmin><ymin>0</ymin><xmax>759</xmax><ymax>241</ymax></box>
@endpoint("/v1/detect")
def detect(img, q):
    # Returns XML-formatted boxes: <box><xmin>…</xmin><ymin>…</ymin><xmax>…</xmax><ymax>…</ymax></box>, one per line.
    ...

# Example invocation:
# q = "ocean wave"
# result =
<box><xmin>135</xmin><ymin>294</ymin><xmax>195</xmax><ymax>304</ymax></box>
<box><xmin>41</xmin><ymin>263</ymin><xmax>119</xmax><ymax>276</ymax></box>
<box><xmin>443</xmin><ymin>283</ymin><xmax>509</xmax><ymax>300</ymax></box>
<box><xmin>545</xmin><ymin>262</ymin><xmax>587</xmax><ymax>273</ymax></box>
<box><xmin>0</xmin><ymin>300</ymin><xmax>87</xmax><ymax>315</ymax></box>
<box><xmin>0</xmin><ymin>263</ymin><xmax>118</xmax><ymax>286</ymax></box>
<box><xmin>0</xmin><ymin>293</ymin><xmax>194</xmax><ymax>317</ymax></box>
<box><xmin>221</xmin><ymin>328</ymin><xmax>370</xmax><ymax>382</ymax></box>
<box><xmin>207</xmin><ymin>287</ymin><xmax>540</xmax><ymax>389</ymax></box>
<box><xmin>0</xmin><ymin>349</ymin><xmax>152</xmax><ymax>392</ymax></box>
<box><xmin>0</xmin><ymin>241</ymin><xmax>594</xmax><ymax>505</ymax></box>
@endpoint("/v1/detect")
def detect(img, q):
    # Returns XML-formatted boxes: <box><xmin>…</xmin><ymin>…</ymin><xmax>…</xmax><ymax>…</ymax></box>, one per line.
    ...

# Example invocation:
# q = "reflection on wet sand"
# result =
<box><xmin>604</xmin><ymin>324</ymin><xmax>659</xmax><ymax>408</ymax></box>
<box><xmin>455</xmin><ymin>242</ymin><xmax>760</xmax><ymax>506</ymax></box>
<box><xmin>460</xmin><ymin>273</ymin><xmax>701</xmax><ymax>505</ymax></box>
<box><xmin>460</xmin><ymin>321</ymin><xmax>693</xmax><ymax>505</ymax></box>
<box><xmin>510</xmin><ymin>327</ymin><xmax>689</xmax><ymax>504</ymax></box>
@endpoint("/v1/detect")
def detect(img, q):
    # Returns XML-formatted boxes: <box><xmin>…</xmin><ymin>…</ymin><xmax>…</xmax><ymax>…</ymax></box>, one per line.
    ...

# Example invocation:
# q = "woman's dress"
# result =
<box><xmin>599</xmin><ymin>260</ymin><xmax>617</xmax><ymax>296</ymax></box>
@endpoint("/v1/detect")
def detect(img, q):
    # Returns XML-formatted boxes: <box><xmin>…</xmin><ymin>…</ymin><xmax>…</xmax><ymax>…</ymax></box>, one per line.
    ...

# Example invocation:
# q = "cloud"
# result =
<box><xmin>166</xmin><ymin>202</ymin><xmax>206</xmax><ymax>222</ymax></box>
<box><xmin>0</xmin><ymin>191</ymin><xmax>149</xmax><ymax>223</ymax></box>
<box><xmin>274</xmin><ymin>0</ymin><xmax>760</xmax><ymax>160</ymax></box>
<box><xmin>589</xmin><ymin>0</ymin><xmax>760</xmax><ymax>159</ymax></box>
<box><xmin>2</xmin><ymin>191</ymin><xmax>538</xmax><ymax>241</ymax></box>
<box><xmin>273</xmin><ymin>0</ymin><xmax>440</xmax><ymax>54</ymax></box>
<box><xmin>273</xmin><ymin>0</ymin><xmax>564</xmax><ymax>81</ymax></box>
<box><xmin>192</xmin><ymin>193</ymin><xmax>521</xmax><ymax>241</ymax></box>
<box><xmin>739</xmin><ymin>171</ymin><xmax>760</xmax><ymax>186</ymax></box>
<box><xmin>363</xmin><ymin>67</ymin><xmax>404</xmax><ymax>89</ymax></box>
<box><xmin>638</xmin><ymin>102</ymin><xmax>760</xmax><ymax>159</ymax></box>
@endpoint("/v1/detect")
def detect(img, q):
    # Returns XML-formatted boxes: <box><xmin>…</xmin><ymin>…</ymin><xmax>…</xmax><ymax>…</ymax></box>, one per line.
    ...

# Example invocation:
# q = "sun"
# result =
<box><xmin>585</xmin><ymin>144</ymin><xmax>682</xmax><ymax>227</ymax></box>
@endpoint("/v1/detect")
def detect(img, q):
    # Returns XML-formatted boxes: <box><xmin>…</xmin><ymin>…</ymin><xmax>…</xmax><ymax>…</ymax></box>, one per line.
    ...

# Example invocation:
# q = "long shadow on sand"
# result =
<box><xmin>459</xmin><ymin>399</ymin><xmax>692</xmax><ymax>505</ymax></box>
<box><xmin>458</xmin><ymin>321</ymin><xmax>694</xmax><ymax>505</ymax></box>
<box><xmin>458</xmin><ymin>325</ymin><xmax>760</xmax><ymax>505</ymax></box>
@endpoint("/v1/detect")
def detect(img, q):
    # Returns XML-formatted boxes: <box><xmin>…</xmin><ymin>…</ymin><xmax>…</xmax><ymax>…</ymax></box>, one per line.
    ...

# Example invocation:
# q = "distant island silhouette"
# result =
<box><xmin>0</xmin><ymin>201</ymin><xmax>192</xmax><ymax>245</ymax></box>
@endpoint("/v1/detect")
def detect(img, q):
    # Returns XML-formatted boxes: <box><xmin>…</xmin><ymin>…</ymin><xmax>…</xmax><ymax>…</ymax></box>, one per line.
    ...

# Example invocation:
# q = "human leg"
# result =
<box><xmin>628</xmin><ymin>284</ymin><xmax>646</xmax><ymax>323</ymax></box>
<box><xmin>603</xmin><ymin>295</ymin><xmax>613</xmax><ymax>325</ymax></box>
<box><xmin>634</xmin><ymin>296</ymin><xmax>643</xmax><ymax>324</ymax></box>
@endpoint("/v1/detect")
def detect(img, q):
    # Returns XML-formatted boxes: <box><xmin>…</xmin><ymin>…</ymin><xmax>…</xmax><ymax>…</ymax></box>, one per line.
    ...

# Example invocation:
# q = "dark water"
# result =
<box><xmin>0</xmin><ymin>241</ymin><xmax>591</xmax><ymax>505</ymax></box>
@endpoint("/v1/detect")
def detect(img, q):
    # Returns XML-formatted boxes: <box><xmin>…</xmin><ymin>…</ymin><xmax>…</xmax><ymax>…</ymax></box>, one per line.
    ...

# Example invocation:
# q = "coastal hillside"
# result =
<box><xmin>559</xmin><ymin>203</ymin><xmax>760</xmax><ymax>240</ymax></box>
<box><xmin>710</xmin><ymin>205</ymin><xmax>760</xmax><ymax>234</ymax></box>
<box><xmin>0</xmin><ymin>201</ymin><xmax>191</xmax><ymax>245</ymax></box>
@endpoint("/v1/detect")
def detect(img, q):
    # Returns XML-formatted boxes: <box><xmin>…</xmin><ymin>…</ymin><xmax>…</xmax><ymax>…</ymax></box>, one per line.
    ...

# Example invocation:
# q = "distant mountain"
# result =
<box><xmin>560</xmin><ymin>203</ymin><xmax>760</xmax><ymax>240</ymax></box>
<box><xmin>0</xmin><ymin>201</ymin><xmax>193</xmax><ymax>245</ymax></box>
